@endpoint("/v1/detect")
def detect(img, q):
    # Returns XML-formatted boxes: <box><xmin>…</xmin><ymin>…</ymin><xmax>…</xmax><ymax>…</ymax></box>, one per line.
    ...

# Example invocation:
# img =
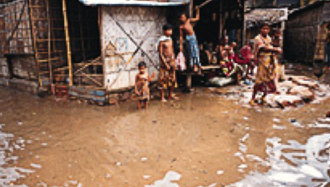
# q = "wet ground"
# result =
<box><xmin>0</xmin><ymin>66</ymin><xmax>330</xmax><ymax>187</ymax></box>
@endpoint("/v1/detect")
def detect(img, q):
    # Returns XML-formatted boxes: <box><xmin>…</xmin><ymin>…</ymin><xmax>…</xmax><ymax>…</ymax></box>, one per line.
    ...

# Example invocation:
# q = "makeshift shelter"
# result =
<box><xmin>0</xmin><ymin>0</ymin><xmax>187</xmax><ymax>101</ymax></box>
<box><xmin>285</xmin><ymin>0</ymin><xmax>330</xmax><ymax>64</ymax></box>
<box><xmin>0</xmin><ymin>0</ymin><xmax>245</xmax><ymax>104</ymax></box>
<box><xmin>244</xmin><ymin>7</ymin><xmax>288</xmax><ymax>45</ymax></box>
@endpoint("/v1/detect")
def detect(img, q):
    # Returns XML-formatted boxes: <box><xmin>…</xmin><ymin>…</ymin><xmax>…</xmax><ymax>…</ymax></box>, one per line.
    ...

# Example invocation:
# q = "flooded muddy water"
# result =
<box><xmin>0</xmin><ymin>83</ymin><xmax>330</xmax><ymax>187</ymax></box>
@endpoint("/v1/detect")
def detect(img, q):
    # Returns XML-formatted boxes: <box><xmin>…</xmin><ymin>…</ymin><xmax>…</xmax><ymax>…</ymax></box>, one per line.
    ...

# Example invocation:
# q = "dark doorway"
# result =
<box><xmin>194</xmin><ymin>0</ymin><xmax>220</xmax><ymax>50</ymax></box>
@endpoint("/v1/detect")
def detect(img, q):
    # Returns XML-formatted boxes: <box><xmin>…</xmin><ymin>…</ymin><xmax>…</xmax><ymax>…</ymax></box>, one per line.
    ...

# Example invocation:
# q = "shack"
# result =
<box><xmin>0</xmin><ymin>0</ymin><xmax>245</xmax><ymax>104</ymax></box>
<box><xmin>0</xmin><ymin>0</ymin><xmax>187</xmax><ymax>102</ymax></box>
<box><xmin>285</xmin><ymin>0</ymin><xmax>330</xmax><ymax>64</ymax></box>
<box><xmin>245</xmin><ymin>7</ymin><xmax>288</xmax><ymax>43</ymax></box>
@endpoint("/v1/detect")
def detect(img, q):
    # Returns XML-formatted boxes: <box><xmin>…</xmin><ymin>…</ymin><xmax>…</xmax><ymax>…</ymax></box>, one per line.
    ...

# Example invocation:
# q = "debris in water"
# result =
<box><xmin>273</xmin><ymin>124</ymin><xmax>287</xmax><ymax>130</ymax></box>
<box><xmin>145</xmin><ymin>171</ymin><xmax>181</xmax><ymax>187</ymax></box>
<box><xmin>216</xmin><ymin>170</ymin><xmax>224</xmax><ymax>175</ymax></box>
<box><xmin>241</xmin><ymin>134</ymin><xmax>249</xmax><ymax>143</ymax></box>
<box><xmin>143</xmin><ymin>175</ymin><xmax>151</xmax><ymax>179</ymax></box>
<box><xmin>30</xmin><ymin>163</ymin><xmax>42</xmax><ymax>169</ymax></box>
<box><xmin>273</xmin><ymin>118</ymin><xmax>281</xmax><ymax>123</ymax></box>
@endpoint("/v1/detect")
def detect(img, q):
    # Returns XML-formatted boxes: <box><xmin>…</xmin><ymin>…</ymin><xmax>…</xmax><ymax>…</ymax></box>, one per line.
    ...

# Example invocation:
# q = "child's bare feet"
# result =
<box><xmin>249</xmin><ymin>99</ymin><xmax>256</xmax><ymax>106</ymax></box>
<box><xmin>193</xmin><ymin>65</ymin><xmax>198</xmax><ymax>72</ymax></box>
<box><xmin>169</xmin><ymin>96</ymin><xmax>180</xmax><ymax>101</ymax></box>
<box><xmin>161</xmin><ymin>98</ymin><xmax>167</xmax><ymax>102</ymax></box>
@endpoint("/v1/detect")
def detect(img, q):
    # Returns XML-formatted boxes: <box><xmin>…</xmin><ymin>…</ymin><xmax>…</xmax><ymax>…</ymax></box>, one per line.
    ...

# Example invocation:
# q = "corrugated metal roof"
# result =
<box><xmin>79</xmin><ymin>0</ymin><xmax>188</xmax><ymax>6</ymax></box>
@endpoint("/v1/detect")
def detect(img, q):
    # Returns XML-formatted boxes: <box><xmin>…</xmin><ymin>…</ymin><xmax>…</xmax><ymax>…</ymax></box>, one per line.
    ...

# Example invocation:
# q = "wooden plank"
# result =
<box><xmin>200</xmin><ymin>65</ymin><xmax>221</xmax><ymax>70</ymax></box>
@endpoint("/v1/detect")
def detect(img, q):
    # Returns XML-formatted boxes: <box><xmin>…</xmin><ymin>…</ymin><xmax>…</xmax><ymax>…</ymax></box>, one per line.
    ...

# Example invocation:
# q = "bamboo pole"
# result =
<box><xmin>46</xmin><ymin>0</ymin><xmax>53</xmax><ymax>84</ymax></box>
<box><xmin>62</xmin><ymin>0</ymin><xmax>73</xmax><ymax>86</ymax></box>
<box><xmin>74</xmin><ymin>56</ymin><xmax>101</xmax><ymax>75</ymax></box>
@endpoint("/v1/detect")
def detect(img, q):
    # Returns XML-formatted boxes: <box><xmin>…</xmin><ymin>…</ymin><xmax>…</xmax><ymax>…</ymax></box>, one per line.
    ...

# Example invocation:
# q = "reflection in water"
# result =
<box><xmin>230</xmin><ymin>132</ymin><xmax>330</xmax><ymax>187</ymax></box>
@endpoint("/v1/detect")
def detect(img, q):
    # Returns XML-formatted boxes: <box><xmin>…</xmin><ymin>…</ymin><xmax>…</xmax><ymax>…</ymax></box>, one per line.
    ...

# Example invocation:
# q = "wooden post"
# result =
<box><xmin>186</xmin><ymin>73</ymin><xmax>192</xmax><ymax>89</ymax></box>
<box><xmin>241</xmin><ymin>0</ymin><xmax>246</xmax><ymax>47</ymax></box>
<box><xmin>79</xmin><ymin>6</ymin><xmax>86</xmax><ymax>63</ymax></box>
<box><xmin>46</xmin><ymin>0</ymin><xmax>53</xmax><ymax>84</ymax></box>
<box><xmin>189</xmin><ymin>0</ymin><xmax>193</xmax><ymax>18</ymax></box>
<box><xmin>62</xmin><ymin>0</ymin><xmax>73</xmax><ymax>86</ymax></box>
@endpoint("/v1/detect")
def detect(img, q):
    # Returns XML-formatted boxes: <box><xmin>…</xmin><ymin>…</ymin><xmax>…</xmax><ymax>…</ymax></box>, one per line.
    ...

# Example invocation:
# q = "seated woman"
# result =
<box><xmin>234</xmin><ymin>41</ymin><xmax>255</xmax><ymax>79</ymax></box>
<box><xmin>219</xmin><ymin>41</ymin><xmax>242</xmax><ymax>83</ymax></box>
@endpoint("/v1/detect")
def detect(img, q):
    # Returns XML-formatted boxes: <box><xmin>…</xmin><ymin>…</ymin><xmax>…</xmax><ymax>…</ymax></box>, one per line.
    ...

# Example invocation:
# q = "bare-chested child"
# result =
<box><xmin>179</xmin><ymin>7</ymin><xmax>201</xmax><ymax>73</ymax></box>
<box><xmin>135</xmin><ymin>61</ymin><xmax>155</xmax><ymax>110</ymax></box>
<box><xmin>157</xmin><ymin>24</ymin><xmax>178</xmax><ymax>102</ymax></box>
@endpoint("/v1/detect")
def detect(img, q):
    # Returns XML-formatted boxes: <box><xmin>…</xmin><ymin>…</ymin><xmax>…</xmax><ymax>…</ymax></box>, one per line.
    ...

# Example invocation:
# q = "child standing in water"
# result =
<box><xmin>135</xmin><ymin>61</ymin><xmax>154</xmax><ymax>109</ymax></box>
<box><xmin>157</xmin><ymin>23</ymin><xmax>179</xmax><ymax>102</ymax></box>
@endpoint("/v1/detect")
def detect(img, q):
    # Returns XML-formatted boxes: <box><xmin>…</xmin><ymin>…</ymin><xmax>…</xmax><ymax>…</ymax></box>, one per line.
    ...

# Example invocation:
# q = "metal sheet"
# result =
<box><xmin>102</xmin><ymin>6</ymin><xmax>164</xmax><ymax>91</ymax></box>
<box><xmin>79</xmin><ymin>0</ymin><xmax>187</xmax><ymax>7</ymax></box>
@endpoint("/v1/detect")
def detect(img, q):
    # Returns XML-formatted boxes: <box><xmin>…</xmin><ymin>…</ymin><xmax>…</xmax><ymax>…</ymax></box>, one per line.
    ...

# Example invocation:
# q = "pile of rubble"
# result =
<box><xmin>214</xmin><ymin>75</ymin><xmax>330</xmax><ymax>108</ymax></box>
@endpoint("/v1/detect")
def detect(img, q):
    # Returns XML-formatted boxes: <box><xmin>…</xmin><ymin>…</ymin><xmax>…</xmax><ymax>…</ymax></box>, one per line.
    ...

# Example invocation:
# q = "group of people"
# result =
<box><xmin>134</xmin><ymin>10</ymin><xmax>286</xmax><ymax>109</ymax></box>
<box><xmin>135</xmin><ymin>9</ymin><xmax>201</xmax><ymax>109</ymax></box>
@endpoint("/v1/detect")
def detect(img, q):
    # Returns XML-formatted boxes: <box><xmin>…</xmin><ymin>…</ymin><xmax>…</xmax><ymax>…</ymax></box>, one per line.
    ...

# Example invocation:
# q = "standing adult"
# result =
<box><xmin>249</xmin><ymin>22</ymin><xmax>282</xmax><ymax>106</ymax></box>
<box><xmin>179</xmin><ymin>7</ymin><xmax>201</xmax><ymax>73</ymax></box>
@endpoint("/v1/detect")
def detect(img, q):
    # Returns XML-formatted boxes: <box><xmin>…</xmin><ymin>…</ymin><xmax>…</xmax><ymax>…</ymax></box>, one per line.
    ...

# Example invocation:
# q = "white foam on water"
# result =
<box><xmin>290</xmin><ymin>121</ymin><xmax>304</xmax><ymax>128</ymax></box>
<box><xmin>273</xmin><ymin>118</ymin><xmax>281</xmax><ymax>123</ymax></box>
<box><xmin>145</xmin><ymin>171</ymin><xmax>181</xmax><ymax>187</ymax></box>
<box><xmin>143</xmin><ymin>175</ymin><xmax>151</xmax><ymax>179</ymax></box>
<box><xmin>318</xmin><ymin>118</ymin><xmax>330</xmax><ymax>123</ymax></box>
<box><xmin>309</xmin><ymin>121</ymin><xmax>330</xmax><ymax>128</ymax></box>
<box><xmin>241</xmin><ymin>134</ymin><xmax>249</xmax><ymax>143</ymax></box>
<box><xmin>0</xmin><ymin>125</ymin><xmax>36</xmax><ymax>186</ymax></box>
<box><xmin>197</xmin><ymin>183</ymin><xmax>217</xmax><ymax>187</ymax></box>
<box><xmin>272</xmin><ymin>124</ymin><xmax>287</xmax><ymax>130</ymax></box>
<box><xmin>229</xmin><ymin>133</ymin><xmax>330</xmax><ymax>187</ymax></box>
<box><xmin>30</xmin><ymin>163</ymin><xmax>42</xmax><ymax>169</ymax></box>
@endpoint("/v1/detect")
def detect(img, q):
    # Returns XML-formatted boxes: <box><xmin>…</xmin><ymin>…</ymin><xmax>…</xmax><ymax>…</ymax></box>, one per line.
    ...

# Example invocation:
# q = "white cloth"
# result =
<box><xmin>156</xmin><ymin>35</ymin><xmax>171</xmax><ymax>51</ymax></box>
<box><xmin>175</xmin><ymin>52</ymin><xmax>186</xmax><ymax>71</ymax></box>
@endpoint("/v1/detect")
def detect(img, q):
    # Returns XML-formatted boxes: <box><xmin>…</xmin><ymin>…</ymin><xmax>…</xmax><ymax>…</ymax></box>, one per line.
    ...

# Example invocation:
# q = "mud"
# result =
<box><xmin>0</xmin><ymin>71</ymin><xmax>330</xmax><ymax>187</ymax></box>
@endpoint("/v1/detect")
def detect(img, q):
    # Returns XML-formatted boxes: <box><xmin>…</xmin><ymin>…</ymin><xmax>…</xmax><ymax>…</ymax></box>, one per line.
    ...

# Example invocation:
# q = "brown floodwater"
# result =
<box><xmin>0</xmin><ymin>79</ymin><xmax>330</xmax><ymax>186</ymax></box>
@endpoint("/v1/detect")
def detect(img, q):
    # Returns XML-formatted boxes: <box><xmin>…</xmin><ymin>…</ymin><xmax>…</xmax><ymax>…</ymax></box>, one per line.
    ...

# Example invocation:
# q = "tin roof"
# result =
<box><xmin>79</xmin><ymin>0</ymin><xmax>188</xmax><ymax>6</ymax></box>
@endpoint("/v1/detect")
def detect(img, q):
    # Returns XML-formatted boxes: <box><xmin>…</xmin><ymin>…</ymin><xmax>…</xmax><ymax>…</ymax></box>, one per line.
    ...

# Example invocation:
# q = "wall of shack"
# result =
<box><xmin>284</xmin><ymin>3</ymin><xmax>323</xmax><ymax>63</ymax></box>
<box><xmin>0</xmin><ymin>0</ymin><xmax>37</xmax><ymax>82</ymax></box>
<box><xmin>101</xmin><ymin>6</ymin><xmax>166</xmax><ymax>91</ymax></box>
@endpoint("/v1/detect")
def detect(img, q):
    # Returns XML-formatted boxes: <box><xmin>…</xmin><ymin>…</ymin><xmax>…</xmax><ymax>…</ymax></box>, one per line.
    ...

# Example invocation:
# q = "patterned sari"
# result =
<box><xmin>254</xmin><ymin>34</ymin><xmax>277</xmax><ymax>93</ymax></box>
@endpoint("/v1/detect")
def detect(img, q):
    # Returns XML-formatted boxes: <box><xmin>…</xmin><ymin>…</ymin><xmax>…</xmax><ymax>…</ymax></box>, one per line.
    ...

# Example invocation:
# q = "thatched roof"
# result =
<box><xmin>245</xmin><ymin>8</ymin><xmax>288</xmax><ymax>28</ymax></box>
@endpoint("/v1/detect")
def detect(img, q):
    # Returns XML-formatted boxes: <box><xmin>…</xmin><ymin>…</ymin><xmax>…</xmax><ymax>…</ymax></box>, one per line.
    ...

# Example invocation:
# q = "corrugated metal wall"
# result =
<box><xmin>101</xmin><ymin>6</ymin><xmax>166</xmax><ymax>91</ymax></box>
<box><xmin>285</xmin><ymin>4</ymin><xmax>322</xmax><ymax>63</ymax></box>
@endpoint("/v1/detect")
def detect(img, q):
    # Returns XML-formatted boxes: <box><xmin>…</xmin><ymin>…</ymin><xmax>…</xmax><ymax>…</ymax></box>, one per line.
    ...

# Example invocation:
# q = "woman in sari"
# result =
<box><xmin>249</xmin><ymin>22</ymin><xmax>282</xmax><ymax>106</ymax></box>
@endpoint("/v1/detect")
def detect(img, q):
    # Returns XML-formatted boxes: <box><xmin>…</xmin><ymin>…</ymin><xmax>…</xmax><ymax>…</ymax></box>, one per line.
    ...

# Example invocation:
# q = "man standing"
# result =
<box><xmin>179</xmin><ymin>7</ymin><xmax>201</xmax><ymax>73</ymax></box>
